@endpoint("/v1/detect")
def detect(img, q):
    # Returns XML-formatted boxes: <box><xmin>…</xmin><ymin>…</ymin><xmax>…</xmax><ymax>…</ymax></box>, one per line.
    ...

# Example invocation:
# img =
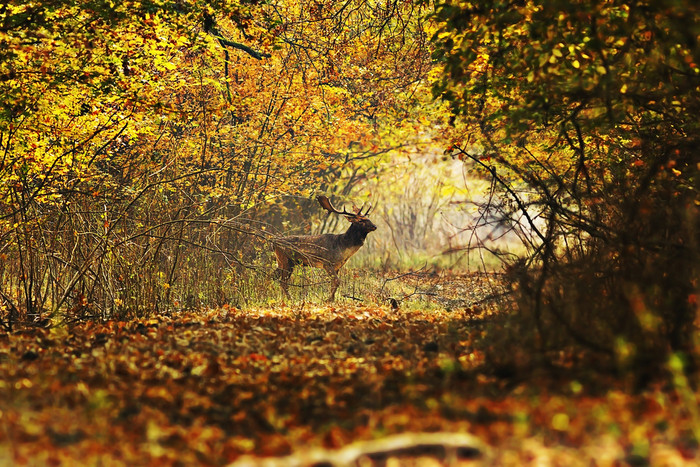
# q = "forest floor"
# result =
<box><xmin>1</xmin><ymin>274</ymin><xmax>699</xmax><ymax>465</ymax></box>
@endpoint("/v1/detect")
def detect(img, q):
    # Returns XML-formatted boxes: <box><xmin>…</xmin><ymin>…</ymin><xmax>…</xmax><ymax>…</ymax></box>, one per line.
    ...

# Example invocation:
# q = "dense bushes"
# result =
<box><xmin>432</xmin><ymin>0</ymin><xmax>700</xmax><ymax>374</ymax></box>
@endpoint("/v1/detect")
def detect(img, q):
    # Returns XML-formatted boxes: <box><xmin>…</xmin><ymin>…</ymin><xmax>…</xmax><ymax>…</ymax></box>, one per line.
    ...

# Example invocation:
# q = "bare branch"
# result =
<box><xmin>216</xmin><ymin>36</ymin><xmax>271</xmax><ymax>60</ymax></box>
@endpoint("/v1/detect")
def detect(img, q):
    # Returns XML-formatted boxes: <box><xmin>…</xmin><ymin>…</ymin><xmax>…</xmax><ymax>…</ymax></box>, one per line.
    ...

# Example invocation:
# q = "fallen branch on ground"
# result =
<box><xmin>230</xmin><ymin>431</ymin><xmax>487</xmax><ymax>466</ymax></box>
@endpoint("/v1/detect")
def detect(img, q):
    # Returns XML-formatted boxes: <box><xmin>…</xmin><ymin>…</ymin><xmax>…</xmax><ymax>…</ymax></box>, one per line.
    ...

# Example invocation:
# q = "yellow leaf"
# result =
<box><xmin>552</xmin><ymin>413</ymin><xmax>569</xmax><ymax>431</ymax></box>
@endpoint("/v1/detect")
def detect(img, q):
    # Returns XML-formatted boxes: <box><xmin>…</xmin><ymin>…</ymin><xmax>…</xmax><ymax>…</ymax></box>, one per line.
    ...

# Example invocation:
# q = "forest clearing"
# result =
<box><xmin>1</xmin><ymin>0</ymin><xmax>699</xmax><ymax>465</ymax></box>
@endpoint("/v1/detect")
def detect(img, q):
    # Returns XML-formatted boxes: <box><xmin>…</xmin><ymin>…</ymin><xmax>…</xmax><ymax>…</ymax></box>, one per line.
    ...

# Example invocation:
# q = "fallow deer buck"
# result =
<box><xmin>273</xmin><ymin>195</ymin><xmax>377</xmax><ymax>301</ymax></box>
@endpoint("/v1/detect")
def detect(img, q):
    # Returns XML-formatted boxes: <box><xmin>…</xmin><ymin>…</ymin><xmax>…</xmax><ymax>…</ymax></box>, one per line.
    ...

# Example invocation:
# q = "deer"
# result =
<box><xmin>273</xmin><ymin>195</ymin><xmax>377</xmax><ymax>301</ymax></box>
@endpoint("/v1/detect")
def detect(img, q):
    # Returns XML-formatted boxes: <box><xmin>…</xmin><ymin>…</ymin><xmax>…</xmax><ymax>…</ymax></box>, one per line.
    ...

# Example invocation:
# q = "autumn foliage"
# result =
<box><xmin>1</xmin><ymin>0</ymin><xmax>699</xmax><ymax>464</ymax></box>
<box><xmin>0</xmin><ymin>0</ymin><xmax>431</xmax><ymax>322</ymax></box>
<box><xmin>431</xmin><ymin>0</ymin><xmax>699</xmax><ymax>372</ymax></box>
<box><xmin>3</xmin><ymin>306</ymin><xmax>700</xmax><ymax>465</ymax></box>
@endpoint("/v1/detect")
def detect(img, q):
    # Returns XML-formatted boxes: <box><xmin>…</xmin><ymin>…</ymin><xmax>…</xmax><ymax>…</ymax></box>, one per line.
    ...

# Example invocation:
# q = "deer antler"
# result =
<box><xmin>317</xmin><ymin>195</ymin><xmax>356</xmax><ymax>217</ymax></box>
<box><xmin>318</xmin><ymin>195</ymin><xmax>374</xmax><ymax>218</ymax></box>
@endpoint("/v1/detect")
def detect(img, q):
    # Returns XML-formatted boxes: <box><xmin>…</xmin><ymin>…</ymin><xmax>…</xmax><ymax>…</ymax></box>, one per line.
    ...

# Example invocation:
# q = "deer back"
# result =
<box><xmin>276</xmin><ymin>232</ymin><xmax>364</xmax><ymax>270</ymax></box>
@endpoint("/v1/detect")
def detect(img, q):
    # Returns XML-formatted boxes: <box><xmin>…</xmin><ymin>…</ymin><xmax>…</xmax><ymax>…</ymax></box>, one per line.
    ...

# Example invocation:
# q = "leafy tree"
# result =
<box><xmin>0</xmin><ymin>0</ymin><xmax>431</xmax><ymax>324</ymax></box>
<box><xmin>430</xmin><ymin>0</ymin><xmax>700</xmax><ymax>373</ymax></box>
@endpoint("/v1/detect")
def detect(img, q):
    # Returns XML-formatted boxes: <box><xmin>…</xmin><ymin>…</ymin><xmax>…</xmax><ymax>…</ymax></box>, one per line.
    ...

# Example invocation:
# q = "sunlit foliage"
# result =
<box><xmin>0</xmin><ymin>0</ymin><xmax>431</xmax><ymax>321</ymax></box>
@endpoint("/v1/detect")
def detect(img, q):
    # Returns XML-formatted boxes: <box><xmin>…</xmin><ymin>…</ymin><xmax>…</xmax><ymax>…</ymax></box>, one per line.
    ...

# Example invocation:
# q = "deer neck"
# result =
<box><xmin>343</xmin><ymin>222</ymin><xmax>369</xmax><ymax>246</ymax></box>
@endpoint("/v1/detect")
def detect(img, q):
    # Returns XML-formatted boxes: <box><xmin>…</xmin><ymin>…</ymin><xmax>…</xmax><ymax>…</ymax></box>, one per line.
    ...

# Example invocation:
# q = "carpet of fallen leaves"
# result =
<box><xmin>1</xmin><ymin>304</ymin><xmax>699</xmax><ymax>465</ymax></box>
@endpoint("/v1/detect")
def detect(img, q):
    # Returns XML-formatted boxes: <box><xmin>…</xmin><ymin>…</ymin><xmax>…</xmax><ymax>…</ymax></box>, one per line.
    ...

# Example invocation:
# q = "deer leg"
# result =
<box><xmin>277</xmin><ymin>267</ymin><xmax>293</xmax><ymax>299</ymax></box>
<box><xmin>274</xmin><ymin>247</ymin><xmax>293</xmax><ymax>299</ymax></box>
<box><xmin>325</xmin><ymin>267</ymin><xmax>340</xmax><ymax>302</ymax></box>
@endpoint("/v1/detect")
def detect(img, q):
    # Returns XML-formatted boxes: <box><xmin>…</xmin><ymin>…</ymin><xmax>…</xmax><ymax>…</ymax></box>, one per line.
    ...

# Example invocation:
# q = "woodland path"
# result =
<box><xmin>0</xmin><ymin>304</ymin><xmax>696</xmax><ymax>465</ymax></box>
